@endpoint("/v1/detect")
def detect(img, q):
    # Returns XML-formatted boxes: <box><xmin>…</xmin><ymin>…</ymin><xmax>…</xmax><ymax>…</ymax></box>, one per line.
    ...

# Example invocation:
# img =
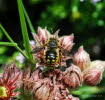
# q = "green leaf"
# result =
<box><xmin>22</xmin><ymin>2</ymin><xmax>36</xmax><ymax>33</ymax></box>
<box><xmin>72</xmin><ymin>86</ymin><xmax>104</xmax><ymax>99</ymax></box>
<box><xmin>17</xmin><ymin>0</ymin><xmax>33</xmax><ymax>60</ymax></box>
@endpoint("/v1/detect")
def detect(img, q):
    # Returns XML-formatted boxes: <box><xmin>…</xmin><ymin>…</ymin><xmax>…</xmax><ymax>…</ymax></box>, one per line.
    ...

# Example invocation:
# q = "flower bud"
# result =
<box><xmin>23</xmin><ymin>67</ymin><xmax>43</xmax><ymax>90</ymax></box>
<box><xmin>34</xmin><ymin>78</ymin><xmax>53</xmax><ymax>100</ymax></box>
<box><xmin>60</xmin><ymin>34</ymin><xmax>74</xmax><ymax>51</ymax></box>
<box><xmin>83</xmin><ymin>68</ymin><xmax>102</xmax><ymax>86</ymax></box>
<box><xmin>32</xmin><ymin>27</ymin><xmax>51</xmax><ymax>44</ymax></box>
<box><xmin>83</xmin><ymin>60</ymin><xmax>105</xmax><ymax>86</ymax></box>
<box><xmin>63</xmin><ymin>64</ymin><xmax>83</xmax><ymax>89</ymax></box>
<box><xmin>90</xmin><ymin>60</ymin><xmax>105</xmax><ymax>72</ymax></box>
<box><xmin>73</xmin><ymin>46</ymin><xmax>91</xmax><ymax>71</ymax></box>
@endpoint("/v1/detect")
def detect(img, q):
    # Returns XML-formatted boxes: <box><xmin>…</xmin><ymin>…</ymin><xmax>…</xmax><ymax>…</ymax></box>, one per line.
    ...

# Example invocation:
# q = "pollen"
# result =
<box><xmin>0</xmin><ymin>86</ymin><xmax>8</xmax><ymax>98</ymax></box>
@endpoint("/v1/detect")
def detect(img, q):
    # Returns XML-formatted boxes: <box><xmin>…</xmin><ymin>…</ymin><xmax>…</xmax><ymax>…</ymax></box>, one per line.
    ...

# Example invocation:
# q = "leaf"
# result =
<box><xmin>17</xmin><ymin>0</ymin><xmax>33</xmax><ymax>60</ymax></box>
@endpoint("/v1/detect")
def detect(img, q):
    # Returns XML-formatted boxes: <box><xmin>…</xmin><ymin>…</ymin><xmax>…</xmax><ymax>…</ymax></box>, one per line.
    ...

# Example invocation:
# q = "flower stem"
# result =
<box><xmin>17</xmin><ymin>0</ymin><xmax>33</xmax><ymax>60</ymax></box>
<box><xmin>22</xmin><ymin>1</ymin><xmax>36</xmax><ymax>33</ymax></box>
<box><xmin>0</xmin><ymin>42</ymin><xmax>17</xmax><ymax>46</ymax></box>
<box><xmin>0</xmin><ymin>24</ymin><xmax>29</xmax><ymax>60</ymax></box>
<box><xmin>0</xmin><ymin>24</ymin><xmax>14</xmax><ymax>43</ymax></box>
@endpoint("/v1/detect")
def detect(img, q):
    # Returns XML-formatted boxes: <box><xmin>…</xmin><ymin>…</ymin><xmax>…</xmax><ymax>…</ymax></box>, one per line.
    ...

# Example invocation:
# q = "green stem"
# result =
<box><xmin>0</xmin><ymin>42</ymin><xmax>17</xmax><ymax>46</ymax></box>
<box><xmin>17</xmin><ymin>0</ymin><xmax>33</xmax><ymax>60</ymax></box>
<box><xmin>0</xmin><ymin>24</ymin><xmax>29</xmax><ymax>59</ymax></box>
<box><xmin>0</xmin><ymin>24</ymin><xmax>14</xmax><ymax>43</ymax></box>
<box><xmin>15</xmin><ymin>45</ymin><xmax>29</xmax><ymax>59</ymax></box>
<box><xmin>22</xmin><ymin>2</ymin><xmax>36</xmax><ymax>33</ymax></box>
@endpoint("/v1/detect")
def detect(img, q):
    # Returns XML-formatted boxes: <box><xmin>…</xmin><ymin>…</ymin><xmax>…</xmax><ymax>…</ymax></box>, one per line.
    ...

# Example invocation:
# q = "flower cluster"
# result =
<box><xmin>23</xmin><ymin>27</ymin><xmax>105</xmax><ymax>100</ymax></box>
<box><xmin>23</xmin><ymin>67</ymin><xmax>79</xmax><ymax>100</ymax></box>
<box><xmin>1</xmin><ymin>27</ymin><xmax>105</xmax><ymax>100</ymax></box>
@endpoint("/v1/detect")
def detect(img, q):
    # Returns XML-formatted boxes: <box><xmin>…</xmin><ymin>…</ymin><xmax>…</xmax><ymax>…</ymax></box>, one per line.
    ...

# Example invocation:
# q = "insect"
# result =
<box><xmin>32</xmin><ymin>36</ymin><xmax>62</xmax><ymax>68</ymax></box>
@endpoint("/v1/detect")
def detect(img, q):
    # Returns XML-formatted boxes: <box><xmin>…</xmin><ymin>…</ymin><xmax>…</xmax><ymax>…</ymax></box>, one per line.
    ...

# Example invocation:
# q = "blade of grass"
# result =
<box><xmin>22</xmin><ymin>1</ymin><xmax>36</xmax><ymax>33</ymax></box>
<box><xmin>0</xmin><ymin>24</ymin><xmax>28</xmax><ymax>59</ymax></box>
<box><xmin>0</xmin><ymin>42</ymin><xmax>17</xmax><ymax>46</ymax></box>
<box><xmin>17</xmin><ymin>0</ymin><xmax>33</xmax><ymax>60</ymax></box>
<box><xmin>0</xmin><ymin>24</ymin><xmax>14</xmax><ymax>43</ymax></box>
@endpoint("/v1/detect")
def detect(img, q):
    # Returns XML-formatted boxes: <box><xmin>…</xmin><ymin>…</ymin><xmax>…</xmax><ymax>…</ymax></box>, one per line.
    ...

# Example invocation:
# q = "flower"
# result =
<box><xmin>24</xmin><ymin>27</ymin><xmax>105</xmax><ymax>100</ymax></box>
<box><xmin>83</xmin><ymin>60</ymin><xmax>105</xmax><ymax>86</ymax></box>
<box><xmin>63</xmin><ymin>64</ymin><xmax>83</xmax><ymax>89</ymax></box>
<box><xmin>23</xmin><ymin>67</ymin><xmax>43</xmax><ymax>90</ymax></box>
<box><xmin>16</xmin><ymin>53</ymin><xmax>25</xmax><ymax>64</ymax></box>
<box><xmin>33</xmin><ymin>78</ymin><xmax>53</xmax><ymax>100</ymax></box>
<box><xmin>30</xmin><ymin>40</ymin><xmax>36</xmax><ymax>46</ymax></box>
<box><xmin>59</xmin><ymin>34</ymin><xmax>74</xmax><ymax>51</ymax></box>
<box><xmin>32</xmin><ymin>27</ymin><xmax>51</xmax><ymax>45</ymax></box>
<box><xmin>23</xmin><ymin>68</ymin><xmax>79</xmax><ymax>100</ymax></box>
<box><xmin>73</xmin><ymin>46</ymin><xmax>91</xmax><ymax>71</ymax></box>
<box><xmin>83</xmin><ymin>68</ymin><xmax>102</xmax><ymax>86</ymax></box>
<box><xmin>0</xmin><ymin>64</ymin><xmax>22</xmax><ymax>100</ymax></box>
<box><xmin>90</xmin><ymin>60</ymin><xmax>105</xmax><ymax>71</ymax></box>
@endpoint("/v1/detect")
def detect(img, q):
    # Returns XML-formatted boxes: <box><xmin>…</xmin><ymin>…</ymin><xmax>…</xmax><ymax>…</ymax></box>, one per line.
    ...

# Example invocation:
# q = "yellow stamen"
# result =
<box><xmin>0</xmin><ymin>86</ymin><xmax>7</xmax><ymax>98</ymax></box>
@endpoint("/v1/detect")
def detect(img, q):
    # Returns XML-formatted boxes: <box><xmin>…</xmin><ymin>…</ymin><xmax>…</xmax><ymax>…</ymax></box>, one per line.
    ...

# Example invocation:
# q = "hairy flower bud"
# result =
<box><xmin>83</xmin><ymin>69</ymin><xmax>102</xmax><ymax>86</ymax></box>
<box><xmin>83</xmin><ymin>60</ymin><xmax>105</xmax><ymax>86</ymax></box>
<box><xmin>60</xmin><ymin>34</ymin><xmax>74</xmax><ymax>51</ymax></box>
<box><xmin>23</xmin><ymin>67</ymin><xmax>43</xmax><ymax>90</ymax></box>
<box><xmin>73</xmin><ymin>46</ymin><xmax>91</xmax><ymax>71</ymax></box>
<box><xmin>32</xmin><ymin>27</ymin><xmax>51</xmax><ymax>45</ymax></box>
<box><xmin>63</xmin><ymin>64</ymin><xmax>83</xmax><ymax>89</ymax></box>
<box><xmin>90</xmin><ymin>60</ymin><xmax>105</xmax><ymax>71</ymax></box>
<box><xmin>34</xmin><ymin>78</ymin><xmax>53</xmax><ymax>100</ymax></box>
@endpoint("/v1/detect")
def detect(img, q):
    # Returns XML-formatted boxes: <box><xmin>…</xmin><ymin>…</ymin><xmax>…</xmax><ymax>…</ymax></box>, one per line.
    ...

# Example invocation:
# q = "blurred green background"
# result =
<box><xmin>0</xmin><ymin>0</ymin><xmax>105</xmax><ymax>100</ymax></box>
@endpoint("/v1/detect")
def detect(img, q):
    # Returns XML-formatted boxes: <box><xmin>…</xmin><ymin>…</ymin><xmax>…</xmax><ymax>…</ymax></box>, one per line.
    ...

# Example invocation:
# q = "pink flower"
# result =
<box><xmin>23</xmin><ymin>67</ymin><xmax>43</xmax><ymax>90</ymax></box>
<box><xmin>32</xmin><ymin>27</ymin><xmax>51</xmax><ymax>45</ymax></box>
<box><xmin>83</xmin><ymin>68</ymin><xmax>102</xmax><ymax>86</ymax></box>
<box><xmin>33</xmin><ymin>76</ymin><xmax>79</xmax><ymax>100</ymax></box>
<box><xmin>16</xmin><ymin>52</ymin><xmax>25</xmax><ymax>63</ymax></box>
<box><xmin>60</xmin><ymin>34</ymin><xmax>74</xmax><ymax>51</ymax></box>
<box><xmin>63</xmin><ymin>64</ymin><xmax>83</xmax><ymax>89</ymax></box>
<box><xmin>90</xmin><ymin>60</ymin><xmax>105</xmax><ymax>71</ymax></box>
<box><xmin>33</xmin><ymin>78</ymin><xmax>53</xmax><ymax>100</ymax></box>
<box><xmin>83</xmin><ymin>60</ymin><xmax>105</xmax><ymax>86</ymax></box>
<box><xmin>0</xmin><ymin>64</ymin><xmax>22</xmax><ymax>100</ymax></box>
<box><xmin>24</xmin><ymin>68</ymin><xmax>79</xmax><ymax>100</ymax></box>
<box><xmin>73</xmin><ymin>46</ymin><xmax>91</xmax><ymax>71</ymax></box>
